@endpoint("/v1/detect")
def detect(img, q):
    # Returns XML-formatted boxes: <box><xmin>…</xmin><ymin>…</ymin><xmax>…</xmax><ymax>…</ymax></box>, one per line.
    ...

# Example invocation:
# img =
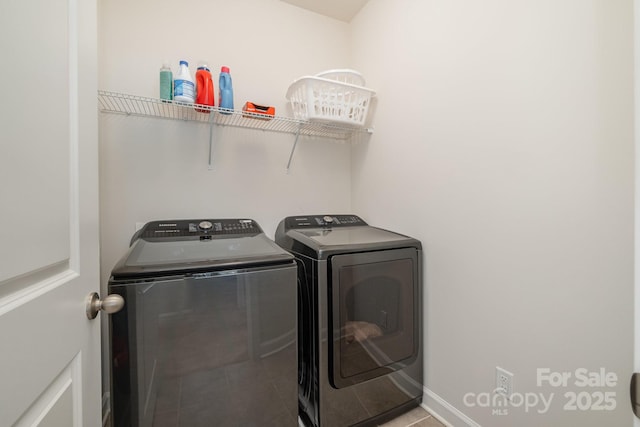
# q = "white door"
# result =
<box><xmin>0</xmin><ymin>0</ymin><xmax>101</xmax><ymax>425</ymax></box>
<box><xmin>635</xmin><ymin>2</ymin><xmax>640</xmax><ymax>426</ymax></box>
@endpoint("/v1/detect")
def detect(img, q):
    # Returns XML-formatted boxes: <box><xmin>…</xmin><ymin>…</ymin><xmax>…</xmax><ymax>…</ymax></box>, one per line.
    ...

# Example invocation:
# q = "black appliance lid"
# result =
<box><xmin>110</xmin><ymin>219</ymin><xmax>293</xmax><ymax>278</ymax></box>
<box><xmin>290</xmin><ymin>226</ymin><xmax>414</xmax><ymax>247</ymax></box>
<box><xmin>276</xmin><ymin>214</ymin><xmax>421</xmax><ymax>259</ymax></box>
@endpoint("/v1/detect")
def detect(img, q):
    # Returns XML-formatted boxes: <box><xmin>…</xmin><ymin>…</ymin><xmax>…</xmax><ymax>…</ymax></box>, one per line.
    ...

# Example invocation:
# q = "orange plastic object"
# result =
<box><xmin>242</xmin><ymin>102</ymin><xmax>275</xmax><ymax>120</ymax></box>
<box><xmin>195</xmin><ymin>67</ymin><xmax>214</xmax><ymax>113</ymax></box>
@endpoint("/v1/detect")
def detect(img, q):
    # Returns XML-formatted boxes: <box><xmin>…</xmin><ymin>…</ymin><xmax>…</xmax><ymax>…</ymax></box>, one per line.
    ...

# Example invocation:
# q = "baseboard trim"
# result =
<box><xmin>422</xmin><ymin>387</ymin><xmax>481</xmax><ymax>427</ymax></box>
<box><xmin>102</xmin><ymin>392</ymin><xmax>110</xmax><ymax>427</ymax></box>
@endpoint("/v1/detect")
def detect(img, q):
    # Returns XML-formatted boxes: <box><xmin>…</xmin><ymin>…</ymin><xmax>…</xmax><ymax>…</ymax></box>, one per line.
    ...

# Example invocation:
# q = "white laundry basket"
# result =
<box><xmin>286</xmin><ymin>76</ymin><xmax>375</xmax><ymax>127</ymax></box>
<box><xmin>314</xmin><ymin>69</ymin><xmax>366</xmax><ymax>86</ymax></box>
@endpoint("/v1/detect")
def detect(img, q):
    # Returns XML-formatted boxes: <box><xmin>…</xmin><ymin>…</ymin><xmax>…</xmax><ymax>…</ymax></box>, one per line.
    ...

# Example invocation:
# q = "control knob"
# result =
<box><xmin>323</xmin><ymin>216</ymin><xmax>334</xmax><ymax>224</ymax></box>
<box><xmin>199</xmin><ymin>221</ymin><xmax>213</xmax><ymax>231</ymax></box>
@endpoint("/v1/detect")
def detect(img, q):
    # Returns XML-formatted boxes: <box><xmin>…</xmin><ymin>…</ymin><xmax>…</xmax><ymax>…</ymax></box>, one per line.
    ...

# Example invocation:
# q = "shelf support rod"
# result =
<box><xmin>208</xmin><ymin>113</ymin><xmax>215</xmax><ymax>170</ymax></box>
<box><xmin>286</xmin><ymin>124</ymin><xmax>302</xmax><ymax>174</ymax></box>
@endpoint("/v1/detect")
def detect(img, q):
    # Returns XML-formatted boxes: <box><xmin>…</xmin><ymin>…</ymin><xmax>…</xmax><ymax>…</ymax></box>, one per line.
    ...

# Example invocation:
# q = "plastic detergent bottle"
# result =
<box><xmin>173</xmin><ymin>60</ymin><xmax>195</xmax><ymax>103</ymax></box>
<box><xmin>218</xmin><ymin>66</ymin><xmax>234</xmax><ymax>113</ymax></box>
<box><xmin>195</xmin><ymin>63</ymin><xmax>214</xmax><ymax>113</ymax></box>
<box><xmin>159</xmin><ymin>62</ymin><xmax>173</xmax><ymax>101</ymax></box>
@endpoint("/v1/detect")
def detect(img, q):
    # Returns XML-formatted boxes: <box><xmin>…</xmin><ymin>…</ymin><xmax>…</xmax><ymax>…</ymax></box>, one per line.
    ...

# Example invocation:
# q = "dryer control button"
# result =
<box><xmin>323</xmin><ymin>216</ymin><xmax>334</xmax><ymax>224</ymax></box>
<box><xmin>199</xmin><ymin>221</ymin><xmax>213</xmax><ymax>231</ymax></box>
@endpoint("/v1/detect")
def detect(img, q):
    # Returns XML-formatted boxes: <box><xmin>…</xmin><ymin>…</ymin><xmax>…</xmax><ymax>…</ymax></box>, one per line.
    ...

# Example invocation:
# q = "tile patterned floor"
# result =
<box><xmin>379</xmin><ymin>406</ymin><xmax>447</xmax><ymax>427</ymax></box>
<box><xmin>108</xmin><ymin>404</ymin><xmax>447</xmax><ymax>427</ymax></box>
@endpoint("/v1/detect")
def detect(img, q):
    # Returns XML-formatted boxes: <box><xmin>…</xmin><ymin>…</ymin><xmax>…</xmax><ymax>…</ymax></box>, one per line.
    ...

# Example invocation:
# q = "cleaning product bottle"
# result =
<box><xmin>195</xmin><ymin>63</ymin><xmax>214</xmax><ymax>113</ymax></box>
<box><xmin>159</xmin><ymin>61</ymin><xmax>173</xmax><ymax>101</ymax></box>
<box><xmin>218</xmin><ymin>66</ymin><xmax>234</xmax><ymax>114</ymax></box>
<box><xmin>173</xmin><ymin>60</ymin><xmax>195</xmax><ymax>103</ymax></box>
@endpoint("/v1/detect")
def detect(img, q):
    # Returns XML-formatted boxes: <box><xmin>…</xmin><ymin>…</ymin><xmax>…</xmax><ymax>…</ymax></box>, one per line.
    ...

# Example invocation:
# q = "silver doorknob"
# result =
<box><xmin>85</xmin><ymin>292</ymin><xmax>124</xmax><ymax>319</ymax></box>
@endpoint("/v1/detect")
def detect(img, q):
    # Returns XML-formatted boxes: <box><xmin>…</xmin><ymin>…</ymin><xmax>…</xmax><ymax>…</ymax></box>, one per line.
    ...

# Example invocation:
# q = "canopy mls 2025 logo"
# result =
<box><xmin>463</xmin><ymin>368</ymin><xmax>618</xmax><ymax>416</ymax></box>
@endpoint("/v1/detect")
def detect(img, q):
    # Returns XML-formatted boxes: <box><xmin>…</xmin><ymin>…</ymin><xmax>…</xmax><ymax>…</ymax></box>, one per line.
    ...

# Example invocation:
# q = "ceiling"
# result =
<box><xmin>279</xmin><ymin>0</ymin><xmax>370</xmax><ymax>23</ymax></box>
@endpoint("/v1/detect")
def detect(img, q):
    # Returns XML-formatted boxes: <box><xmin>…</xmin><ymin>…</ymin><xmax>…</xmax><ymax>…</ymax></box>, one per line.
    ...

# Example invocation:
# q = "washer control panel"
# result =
<box><xmin>283</xmin><ymin>215</ymin><xmax>367</xmax><ymax>230</ymax></box>
<box><xmin>138</xmin><ymin>219</ymin><xmax>261</xmax><ymax>240</ymax></box>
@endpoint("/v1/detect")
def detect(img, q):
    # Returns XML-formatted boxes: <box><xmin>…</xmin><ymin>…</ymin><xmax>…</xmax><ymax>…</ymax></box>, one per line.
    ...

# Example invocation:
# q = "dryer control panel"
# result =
<box><xmin>136</xmin><ymin>218</ymin><xmax>262</xmax><ymax>241</ymax></box>
<box><xmin>282</xmin><ymin>215</ymin><xmax>367</xmax><ymax>230</ymax></box>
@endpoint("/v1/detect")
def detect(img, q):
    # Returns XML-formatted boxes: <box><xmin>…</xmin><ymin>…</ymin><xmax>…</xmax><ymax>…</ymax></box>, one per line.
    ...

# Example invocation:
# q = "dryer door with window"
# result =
<box><xmin>328</xmin><ymin>247</ymin><xmax>419</xmax><ymax>388</ymax></box>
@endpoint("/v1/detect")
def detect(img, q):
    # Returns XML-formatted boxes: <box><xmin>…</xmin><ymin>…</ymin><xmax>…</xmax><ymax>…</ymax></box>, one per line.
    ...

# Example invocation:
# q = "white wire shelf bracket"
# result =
<box><xmin>98</xmin><ymin>90</ymin><xmax>373</xmax><ymax>170</ymax></box>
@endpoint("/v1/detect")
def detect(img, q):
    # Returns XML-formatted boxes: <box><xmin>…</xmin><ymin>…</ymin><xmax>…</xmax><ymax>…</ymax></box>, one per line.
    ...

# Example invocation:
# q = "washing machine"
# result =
<box><xmin>275</xmin><ymin>215</ymin><xmax>423</xmax><ymax>427</ymax></box>
<box><xmin>108</xmin><ymin>219</ymin><xmax>298</xmax><ymax>427</ymax></box>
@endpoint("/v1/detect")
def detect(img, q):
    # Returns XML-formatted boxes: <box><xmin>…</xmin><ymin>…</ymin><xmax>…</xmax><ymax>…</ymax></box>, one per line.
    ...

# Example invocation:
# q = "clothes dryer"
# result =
<box><xmin>275</xmin><ymin>215</ymin><xmax>423</xmax><ymax>427</ymax></box>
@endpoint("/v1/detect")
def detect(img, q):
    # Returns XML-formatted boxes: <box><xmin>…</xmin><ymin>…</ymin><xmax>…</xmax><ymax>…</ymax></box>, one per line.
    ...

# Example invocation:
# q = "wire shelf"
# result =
<box><xmin>98</xmin><ymin>90</ymin><xmax>373</xmax><ymax>141</ymax></box>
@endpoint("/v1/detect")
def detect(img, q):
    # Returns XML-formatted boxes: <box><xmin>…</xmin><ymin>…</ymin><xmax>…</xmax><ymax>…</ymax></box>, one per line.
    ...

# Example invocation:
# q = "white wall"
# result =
<box><xmin>98</xmin><ymin>0</ymin><xmax>355</xmax><ymax>284</ymax></box>
<box><xmin>98</xmin><ymin>0</ymin><xmax>354</xmax><ymax>400</ymax></box>
<box><xmin>351</xmin><ymin>1</ymin><xmax>634</xmax><ymax>426</ymax></box>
